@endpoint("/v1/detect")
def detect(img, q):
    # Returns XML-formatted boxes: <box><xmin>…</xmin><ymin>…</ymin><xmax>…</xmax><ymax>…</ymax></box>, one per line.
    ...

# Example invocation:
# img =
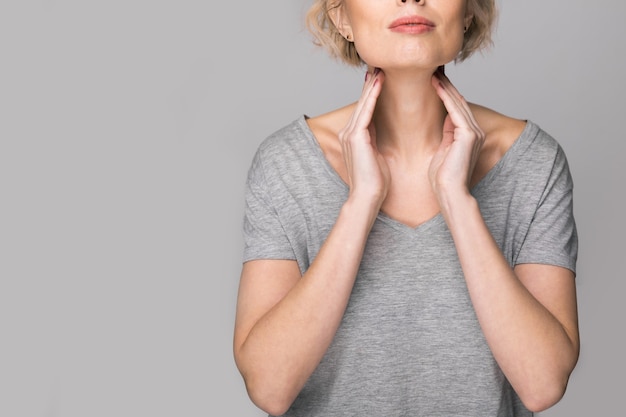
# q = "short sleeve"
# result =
<box><xmin>242</xmin><ymin>150</ymin><xmax>296</xmax><ymax>263</ymax></box>
<box><xmin>514</xmin><ymin>146</ymin><xmax>578</xmax><ymax>274</ymax></box>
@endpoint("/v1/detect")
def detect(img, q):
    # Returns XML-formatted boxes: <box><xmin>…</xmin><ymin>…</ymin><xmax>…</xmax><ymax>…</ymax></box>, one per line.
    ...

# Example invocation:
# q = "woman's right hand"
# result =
<box><xmin>338</xmin><ymin>68</ymin><xmax>390</xmax><ymax>209</ymax></box>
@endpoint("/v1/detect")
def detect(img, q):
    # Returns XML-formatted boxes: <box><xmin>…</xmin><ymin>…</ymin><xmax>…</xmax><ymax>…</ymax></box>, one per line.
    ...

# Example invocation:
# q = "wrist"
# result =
<box><xmin>342</xmin><ymin>195</ymin><xmax>381</xmax><ymax>229</ymax></box>
<box><xmin>437</xmin><ymin>188</ymin><xmax>478</xmax><ymax>224</ymax></box>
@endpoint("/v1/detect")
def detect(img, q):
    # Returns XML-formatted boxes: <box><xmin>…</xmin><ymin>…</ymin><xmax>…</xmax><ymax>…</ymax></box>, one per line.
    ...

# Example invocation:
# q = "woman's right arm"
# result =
<box><xmin>233</xmin><ymin>69</ymin><xmax>387</xmax><ymax>416</ymax></box>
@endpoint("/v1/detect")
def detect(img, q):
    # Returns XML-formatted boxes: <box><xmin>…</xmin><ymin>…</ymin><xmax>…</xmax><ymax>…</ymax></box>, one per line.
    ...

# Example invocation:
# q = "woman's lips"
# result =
<box><xmin>389</xmin><ymin>16</ymin><xmax>435</xmax><ymax>34</ymax></box>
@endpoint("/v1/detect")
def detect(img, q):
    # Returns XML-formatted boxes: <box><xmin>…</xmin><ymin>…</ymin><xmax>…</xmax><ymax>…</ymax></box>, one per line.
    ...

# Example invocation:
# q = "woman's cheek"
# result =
<box><xmin>352</xmin><ymin>38</ymin><xmax>388</xmax><ymax>68</ymax></box>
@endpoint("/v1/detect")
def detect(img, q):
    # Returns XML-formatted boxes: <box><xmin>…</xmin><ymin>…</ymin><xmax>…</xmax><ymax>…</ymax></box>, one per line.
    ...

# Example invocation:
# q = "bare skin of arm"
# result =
<box><xmin>233</xmin><ymin>70</ymin><xmax>389</xmax><ymax>416</ymax></box>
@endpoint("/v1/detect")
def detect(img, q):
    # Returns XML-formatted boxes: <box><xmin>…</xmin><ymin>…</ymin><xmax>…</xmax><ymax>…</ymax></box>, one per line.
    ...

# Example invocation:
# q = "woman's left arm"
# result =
<box><xmin>430</xmin><ymin>71</ymin><xmax>579</xmax><ymax>413</ymax></box>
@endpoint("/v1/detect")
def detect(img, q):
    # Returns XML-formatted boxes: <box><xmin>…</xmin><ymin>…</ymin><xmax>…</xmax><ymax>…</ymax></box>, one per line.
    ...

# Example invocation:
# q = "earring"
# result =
<box><xmin>346</xmin><ymin>33</ymin><xmax>353</xmax><ymax>41</ymax></box>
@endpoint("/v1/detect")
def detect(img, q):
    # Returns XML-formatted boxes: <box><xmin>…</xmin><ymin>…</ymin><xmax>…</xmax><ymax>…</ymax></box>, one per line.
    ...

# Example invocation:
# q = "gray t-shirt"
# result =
<box><xmin>242</xmin><ymin>116</ymin><xmax>578</xmax><ymax>417</ymax></box>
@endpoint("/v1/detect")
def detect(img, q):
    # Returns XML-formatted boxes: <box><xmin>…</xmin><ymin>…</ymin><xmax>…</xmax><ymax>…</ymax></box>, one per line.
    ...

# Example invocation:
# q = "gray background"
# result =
<box><xmin>1</xmin><ymin>1</ymin><xmax>623</xmax><ymax>416</ymax></box>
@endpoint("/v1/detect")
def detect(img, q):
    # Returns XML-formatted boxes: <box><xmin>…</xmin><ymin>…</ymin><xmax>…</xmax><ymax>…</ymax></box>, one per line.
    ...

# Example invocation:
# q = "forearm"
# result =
<box><xmin>236</xmin><ymin>198</ymin><xmax>378</xmax><ymax>413</ymax></box>
<box><xmin>440</xmin><ymin>192</ymin><xmax>579</xmax><ymax>411</ymax></box>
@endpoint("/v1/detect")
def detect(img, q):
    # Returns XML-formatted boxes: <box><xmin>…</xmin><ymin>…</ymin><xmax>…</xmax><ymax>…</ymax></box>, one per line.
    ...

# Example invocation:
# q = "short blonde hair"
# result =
<box><xmin>305</xmin><ymin>0</ymin><xmax>497</xmax><ymax>66</ymax></box>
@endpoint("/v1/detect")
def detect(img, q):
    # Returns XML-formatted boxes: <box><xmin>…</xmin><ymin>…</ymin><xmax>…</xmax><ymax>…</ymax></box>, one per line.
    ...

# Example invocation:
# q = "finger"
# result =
<box><xmin>432</xmin><ymin>81</ymin><xmax>472</xmax><ymax>135</ymax></box>
<box><xmin>342</xmin><ymin>69</ymin><xmax>379</xmax><ymax>136</ymax></box>
<box><xmin>348</xmin><ymin>69</ymin><xmax>381</xmax><ymax>130</ymax></box>
<box><xmin>433</xmin><ymin>71</ymin><xmax>469</xmax><ymax>112</ymax></box>
<box><xmin>354</xmin><ymin>68</ymin><xmax>380</xmax><ymax>113</ymax></box>
<box><xmin>352</xmin><ymin>70</ymin><xmax>384</xmax><ymax>133</ymax></box>
<box><xmin>432</xmin><ymin>74</ymin><xmax>473</xmax><ymax>129</ymax></box>
<box><xmin>433</xmin><ymin>71</ymin><xmax>477</xmax><ymax>129</ymax></box>
<box><xmin>433</xmin><ymin>72</ymin><xmax>480</xmax><ymax>130</ymax></box>
<box><xmin>432</xmin><ymin>79</ymin><xmax>483</xmax><ymax>144</ymax></box>
<box><xmin>362</xmin><ymin>68</ymin><xmax>374</xmax><ymax>91</ymax></box>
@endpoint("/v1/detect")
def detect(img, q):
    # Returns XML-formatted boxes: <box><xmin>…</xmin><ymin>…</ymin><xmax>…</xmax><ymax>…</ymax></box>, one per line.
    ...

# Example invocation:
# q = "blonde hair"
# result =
<box><xmin>305</xmin><ymin>0</ymin><xmax>497</xmax><ymax>66</ymax></box>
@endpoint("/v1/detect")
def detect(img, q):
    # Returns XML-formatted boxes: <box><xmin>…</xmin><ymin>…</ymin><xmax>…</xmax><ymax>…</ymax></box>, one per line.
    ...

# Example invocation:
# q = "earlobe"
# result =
<box><xmin>464</xmin><ymin>14</ymin><xmax>474</xmax><ymax>32</ymax></box>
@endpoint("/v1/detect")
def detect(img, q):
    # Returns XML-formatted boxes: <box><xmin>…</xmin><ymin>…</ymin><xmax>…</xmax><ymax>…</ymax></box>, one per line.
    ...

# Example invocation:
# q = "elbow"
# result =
<box><xmin>517</xmin><ymin>372</ymin><xmax>572</xmax><ymax>413</ymax></box>
<box><xmin>234</xmin><ymin>350</ymin><xmax>295</xmax><ymax>416</ymax></box>
<box><xmin>520</xmin><ymin>387</ymin><xmax>565</xmax><ymax>413</ymax></box>
<box><xmin>246</xmin><ymin>381</ymin><xmax>293</xmax><ymax>416</ymax></box>
<box><xmin>517</xmin><ymin>342</ymin><xmax>579</xmax><ymax>412</ymax></box>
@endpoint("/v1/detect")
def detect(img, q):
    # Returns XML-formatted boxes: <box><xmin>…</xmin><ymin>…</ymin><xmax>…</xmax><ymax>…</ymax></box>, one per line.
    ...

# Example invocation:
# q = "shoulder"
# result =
<box><xmin>470</xmin><ymin>104</ymin><xmax>566</xmax><ymax>170</ymax></box>
<box><xmin>305</xmin><ymin>104</ymin><xmax>355</xmax><ymax>150</ymax></box>
<box><xmin>470</xmin><ymin>105</ymin><xmax>573</xmax><ymax>196</ymax></box>
<box><xmin>469</xmin><ymin>104</ymin><xmax>528</xmax><ymax>183</ymax></box>
<box><xmin>468</xmin><ymin>104</ymin><xmax>572</xmax><ymax>192</ymax></box>
<box><xmin>255</xmin><ymin>117</ymin><xmax>310</xmax><ymax>156</ymax></box>
<box><xmin>470</xmin><ymin>104</ymin><xmax>528</xmax><ymax>157</ymax></box>
<box><xmin>248</xmin><ymin>114</ymin><xmax>339</xmax><ymax>187</ymax></box>
<box><xmin>246</xmin><ymin>118</ymin><xmax>307</xmax><ymax>185</ymax></box>
<box><xmin>303</xmin><ymin>104</ymin><xmax>357</xmax><ymax>180</ymax></box>
<box><xmin>249</xmin><ymin>116</ymin><xmax>322</xmax><ymax>175</ymax></box>
<box><xmin>470</xmin><ymin>103</ymin><xmax>561</xmax><ymax>153</ymax></box>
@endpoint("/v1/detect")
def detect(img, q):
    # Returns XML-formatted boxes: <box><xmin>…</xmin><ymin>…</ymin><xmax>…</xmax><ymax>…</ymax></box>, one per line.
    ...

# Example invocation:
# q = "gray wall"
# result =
<box><xmin>1</xmin><ymin>1</ymin><xmax>623</xmax><ymax>416</ymax></box>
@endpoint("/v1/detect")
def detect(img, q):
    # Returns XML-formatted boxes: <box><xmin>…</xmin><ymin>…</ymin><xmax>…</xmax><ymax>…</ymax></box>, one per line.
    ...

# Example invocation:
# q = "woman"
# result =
<box><xmin>234</xmin><ymin>0</ymin><xmax>579</xmax><ymax>415</ymax></box>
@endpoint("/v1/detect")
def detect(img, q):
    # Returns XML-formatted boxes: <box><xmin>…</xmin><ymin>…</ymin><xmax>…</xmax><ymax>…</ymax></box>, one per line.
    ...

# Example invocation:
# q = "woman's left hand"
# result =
<box><xmin>429</xmin><ymin>71</ymin><xmax>485</xmax><ymax>202</ymax></box>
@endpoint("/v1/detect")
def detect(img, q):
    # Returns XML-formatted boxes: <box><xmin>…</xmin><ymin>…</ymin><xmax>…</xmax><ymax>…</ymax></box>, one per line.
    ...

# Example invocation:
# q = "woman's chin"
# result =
<box><xmin>359</xmin><ymin>55</ymin><xmax>454</xmax><ymax>74</ymax></box>
<box><xmin>364</xmin><ymin>62</ymin><xmax>444</xmax><ymax>75</ymax></box>
<box><xmin>357</xmin><ymin>47</ymin><xmax>459</xmax><ymax>73</ymax></box>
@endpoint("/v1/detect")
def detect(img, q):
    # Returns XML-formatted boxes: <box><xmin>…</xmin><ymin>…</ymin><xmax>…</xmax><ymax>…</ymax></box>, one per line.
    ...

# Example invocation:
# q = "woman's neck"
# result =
<box><xmin>372</xmin><ymin>69</ymin><xmax>446</xmax><ymax>161</ymax></box>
